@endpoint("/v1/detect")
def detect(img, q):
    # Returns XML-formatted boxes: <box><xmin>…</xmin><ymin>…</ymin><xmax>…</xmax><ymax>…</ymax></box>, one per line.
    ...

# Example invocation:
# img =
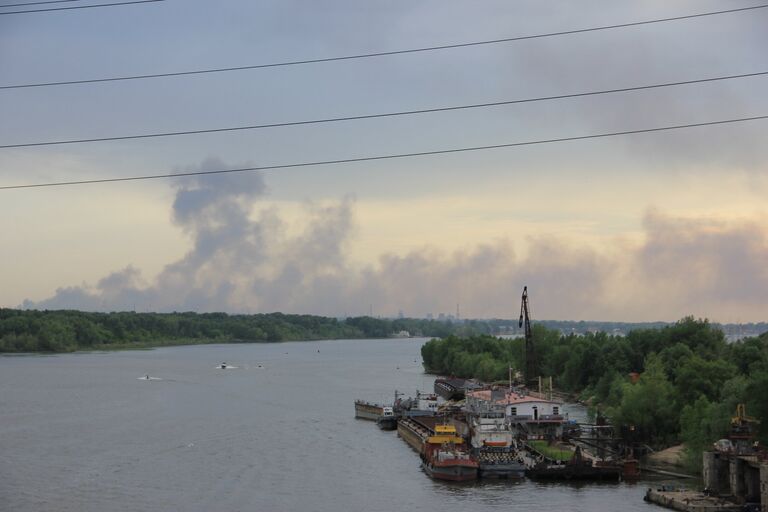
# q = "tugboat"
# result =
<box><xmin>421</xmin><ymin>424</ymin><xmax>478</xmax><ymax>481</ymax></box>
<box><xmin>468</xmin><ymin>411</ymin><xmax>525</xmax><ymax>478</ymax></box>
<box><xmin>395</xmin><ymin>390</ymin><xmax>440</xmax><ymax>417</ymax></box>
<box><xmin>376</xmin><ymin>406</ymin><xmax>398</xmax><ymax>430</ymax></box>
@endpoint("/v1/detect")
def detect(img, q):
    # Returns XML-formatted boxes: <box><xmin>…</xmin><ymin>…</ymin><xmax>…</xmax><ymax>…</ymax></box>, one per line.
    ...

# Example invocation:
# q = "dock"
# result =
<box><xmin>644</xmin><ymin>488</ymin><xmax>741</xmax><ymax>512</ymax></box>
<box><xmin>646</xmin><ymin>451</ymin><xmax>768</xmax><ymax>512</ymax></box>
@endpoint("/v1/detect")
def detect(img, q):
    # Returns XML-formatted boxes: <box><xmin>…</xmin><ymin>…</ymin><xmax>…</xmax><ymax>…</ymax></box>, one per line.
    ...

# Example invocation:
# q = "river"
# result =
<box><xmin>0</xmin><ymin>338</ymin><xmax>680</xmax><ymax>511</ymax></box>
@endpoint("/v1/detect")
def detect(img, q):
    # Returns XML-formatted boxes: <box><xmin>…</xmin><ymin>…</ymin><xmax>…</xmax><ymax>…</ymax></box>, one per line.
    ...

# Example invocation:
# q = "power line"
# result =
<box><xmin>3</xmin><ymin>70</ymin><xmax>766</xmax><ymax>149</ymax></box>
<box><xmin>0</xmin><ymin>0</ymin><xmax>84</xmax><ymax>8</ymax></box>
<box><xmin>1</xmin><ymin>3</ymin><xmax>766</xmax><ymax>87</ymax></box>
<box><xmin>0</xmin><ymin>0</ymin><xmax>163</xmax><ymax>15</ymax></box>
<box><xmin>2</xmin><ymin>114</ymin><xmax>766</xmax><ymax>191</ymax></box>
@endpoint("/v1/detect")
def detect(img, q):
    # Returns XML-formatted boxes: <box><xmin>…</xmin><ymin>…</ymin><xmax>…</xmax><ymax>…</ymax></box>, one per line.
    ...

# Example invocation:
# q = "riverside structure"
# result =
<box><xmin>356</xmin><ymin>382</ymin><xmax>629</xmax><ymax>482</ymax></box>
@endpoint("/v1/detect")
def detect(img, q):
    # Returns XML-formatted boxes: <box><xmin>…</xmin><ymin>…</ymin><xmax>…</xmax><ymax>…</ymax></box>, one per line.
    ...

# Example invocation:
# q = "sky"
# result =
<box><xmin>1</xmin><ymin>0</ymin><xmax>767</xmax><ymax>322</ymax></box>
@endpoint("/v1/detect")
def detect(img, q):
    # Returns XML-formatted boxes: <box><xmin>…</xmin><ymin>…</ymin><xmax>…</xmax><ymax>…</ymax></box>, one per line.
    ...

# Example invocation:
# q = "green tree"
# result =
<box><xmin>674</xmin><ymin>356</ymin><xmax>736</xmax><ymax>403</ymax></box>
<box><xmin>679</xmin><ymin>396</ymin><xmax>731</xmax><ymax>471</ymax></box>
<box><xmin>607</xmin><ymin>355</ymin><xmax>679</xmax><ymax>446</ymax></box>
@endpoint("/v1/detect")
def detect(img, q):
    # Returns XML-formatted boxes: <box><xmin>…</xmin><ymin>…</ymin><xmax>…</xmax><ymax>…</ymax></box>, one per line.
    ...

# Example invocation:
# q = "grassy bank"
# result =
<box><xmin>528</xmin><ymin>440</ymin><xmax>574</xmax><ymax>461</ymax></box>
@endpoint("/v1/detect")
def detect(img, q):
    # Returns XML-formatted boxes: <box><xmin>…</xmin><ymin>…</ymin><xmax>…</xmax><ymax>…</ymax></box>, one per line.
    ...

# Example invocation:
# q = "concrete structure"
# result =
<box><xmin>703</xmin><ymin>451</ymin><xmax>766</xmax><ymax>506</ymax></box>
<box><xmin>702</xmin><ymin>452</ymin><xmax>730</xmax><ymax>496</ymax></box>
<box><xmin>645</xmin><ymin>488</ymin><xmax>741</xmax><ymax>512</ymax></box>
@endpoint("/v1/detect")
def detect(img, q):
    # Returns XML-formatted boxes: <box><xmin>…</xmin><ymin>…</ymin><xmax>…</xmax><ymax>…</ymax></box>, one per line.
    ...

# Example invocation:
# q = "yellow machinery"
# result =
<box><xmin>731</xmin><ymin>404</ymin><xmax>759</xmax><ymax>427</ymax></box>
<box><xmin>730</xmin><ymin>404</ymin><xmax>759</xmax><ymax>449</ymax></box>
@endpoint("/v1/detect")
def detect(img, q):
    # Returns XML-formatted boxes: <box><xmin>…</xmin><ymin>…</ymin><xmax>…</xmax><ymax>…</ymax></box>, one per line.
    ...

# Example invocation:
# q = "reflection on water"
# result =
<box><xmin>1</xmin><ymin>339</ymin><xmax>680</xmax><ymax>512</ymax></box>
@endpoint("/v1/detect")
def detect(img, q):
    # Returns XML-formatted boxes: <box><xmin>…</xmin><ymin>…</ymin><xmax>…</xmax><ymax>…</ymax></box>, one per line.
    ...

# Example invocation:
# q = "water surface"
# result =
<box><xmin>0</xmin><ymin>339</ymin><xmax>679</xmax><ymax>511</ymax></box>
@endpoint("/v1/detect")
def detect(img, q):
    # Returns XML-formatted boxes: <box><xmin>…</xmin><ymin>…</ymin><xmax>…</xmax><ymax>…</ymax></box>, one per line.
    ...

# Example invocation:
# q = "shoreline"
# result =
<box><xmin>0</xmin><ymin>335</ymin><xmax>411</xmax><ymax>355</ymax></box>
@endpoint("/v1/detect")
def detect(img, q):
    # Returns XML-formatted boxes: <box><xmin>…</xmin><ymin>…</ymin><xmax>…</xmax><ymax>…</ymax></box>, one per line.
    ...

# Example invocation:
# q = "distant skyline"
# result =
<box><xmin>2</xmin><ymin>0</ymin><xmax>768</xmax><ymax>322</ymax></box>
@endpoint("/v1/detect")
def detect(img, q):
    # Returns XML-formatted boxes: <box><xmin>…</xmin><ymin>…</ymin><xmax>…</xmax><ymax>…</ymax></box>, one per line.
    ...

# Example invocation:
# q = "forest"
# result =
<box><xmin>420</xmin><ymin>317</ymin><xmax>768</xmax><ymax>470</ymax></box>
<box><xmin>0</xmin><ymin>308</ymin><xmax>493</xmax><ymax>353</ymax></box>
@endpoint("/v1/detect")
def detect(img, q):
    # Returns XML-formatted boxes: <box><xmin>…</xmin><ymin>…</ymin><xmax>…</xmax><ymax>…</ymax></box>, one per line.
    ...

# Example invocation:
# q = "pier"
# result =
<box><xmin>645</xmin><ymin>488</ymin><xmax>741</xmax><ymax>512</ymax></box>
<box><xmin>361</xmin><ymin>383</ymin><xmax>636</xmax><ymax>483</ymax></box>
<box><xmin>645</xmin><ymin>452</ymin><xmax>768</xmax><ymax>512</ymax></box>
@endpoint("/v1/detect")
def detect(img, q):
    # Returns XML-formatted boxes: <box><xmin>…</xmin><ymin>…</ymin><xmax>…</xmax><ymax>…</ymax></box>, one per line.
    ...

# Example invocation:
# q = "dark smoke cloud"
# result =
<box><xmin>629</xmin><ymin>211</ymin><xmax>768</xmax><ymax>318</ymax></box>
<box><xmin>23</xmin><ymin>160</ymin><xmax>768</xmax><ymax>321</ymax></box>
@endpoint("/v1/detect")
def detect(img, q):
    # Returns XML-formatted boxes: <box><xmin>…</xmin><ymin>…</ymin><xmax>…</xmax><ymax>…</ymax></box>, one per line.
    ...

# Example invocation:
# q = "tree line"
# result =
<box><xmin>0</xmin><ymin>308</ymin><xmax>504</xmax><ymax>353</ymax></box>
<box><xmin>420</xmin><ymin>317</ymin><xmax>768</xmax><ymax>470</ymax></box>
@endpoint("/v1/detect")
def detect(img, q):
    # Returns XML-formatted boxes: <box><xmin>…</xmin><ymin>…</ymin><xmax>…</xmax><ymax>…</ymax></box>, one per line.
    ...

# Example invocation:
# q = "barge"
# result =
<box><xmin>397</xmin><ymin>416</ymin><xmax>479</xmax><ymax>481</ymax></box>
<box><xmin>422</xmin><ymin>424</ymin><xmax>478</xmax><ymax>482</ymax></box>
<box><xmin>397</xmin><ymin>416</ymin><xmax>430</xmax><ymax>452</ymax></box>
<box><xmin>355</xmin><ymin>400</ymin><xmax>386</xmax><ymax>421</ymax></box>
<box><xmin>526</xmin><ymin>446</ymin><xmax>622</xmax><ymax>481</ymax></box>
<box><xmin>434</xmin><ymin>378</ymin><xmax>468</xmax><ymax>400</ymax></box>
<box><xmin>476</xmin><ymin>447</ymin><xmax>526</xmax><ymax>479</ymax></box>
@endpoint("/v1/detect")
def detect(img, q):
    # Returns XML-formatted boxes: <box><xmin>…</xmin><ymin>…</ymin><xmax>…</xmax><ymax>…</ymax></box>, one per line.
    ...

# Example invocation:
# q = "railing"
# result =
<box><xmin>508</xmin><ymin>414</ymin><xmax>564</xmax><ymax>422</ymax></box>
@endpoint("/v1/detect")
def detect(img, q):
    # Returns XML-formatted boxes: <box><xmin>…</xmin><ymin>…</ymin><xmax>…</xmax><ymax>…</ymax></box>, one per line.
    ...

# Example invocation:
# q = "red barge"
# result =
<box><xmin>397</xmin><ymin>416</ymin><xmax>478</xmax><ymax>482</ymax></box>
<box><xmin>422</xmin><ymin>424</ymin><xmax>478</xmax><ymax>481</ymax></box>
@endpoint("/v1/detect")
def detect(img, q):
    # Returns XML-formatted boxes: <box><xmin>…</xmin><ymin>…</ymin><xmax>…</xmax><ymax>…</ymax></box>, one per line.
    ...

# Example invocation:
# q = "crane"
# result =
<box><xmin>519</xmin><ymin>286</ymin><xmax>537</xmax><ymax>387</ymax></box>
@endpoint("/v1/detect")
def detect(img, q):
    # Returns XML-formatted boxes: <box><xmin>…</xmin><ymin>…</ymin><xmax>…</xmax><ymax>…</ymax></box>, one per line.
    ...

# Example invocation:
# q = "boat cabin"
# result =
<box><xmin>465</xmin><ymin>389</ymin><xmax>566</xmax><ymax>440</ymax></box>
<box><xmin>427</xmin><ymin>424</ymin><xmax>464</xmax><ymax>445</ymax></box>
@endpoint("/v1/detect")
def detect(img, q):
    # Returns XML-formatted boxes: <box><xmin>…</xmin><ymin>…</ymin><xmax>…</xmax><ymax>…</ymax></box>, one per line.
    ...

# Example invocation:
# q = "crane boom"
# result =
<box><xmin>519</xmin><ymin>286</ymin><xmax>536</xmax><ymax>386</ymax></box>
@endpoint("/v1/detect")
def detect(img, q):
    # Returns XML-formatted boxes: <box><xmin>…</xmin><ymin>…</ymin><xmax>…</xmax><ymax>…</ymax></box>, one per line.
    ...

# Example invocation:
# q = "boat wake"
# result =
<box><xmin>216</xmin><ymin>363</ymin><xmax>266</xmax><ymax>370</ymax></box>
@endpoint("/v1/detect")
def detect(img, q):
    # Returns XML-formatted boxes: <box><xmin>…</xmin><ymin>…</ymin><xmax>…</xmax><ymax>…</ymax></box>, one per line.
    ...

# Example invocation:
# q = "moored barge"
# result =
<box><xmin>354</xmin><ymin>400</ymin><xmax>385</xmax><ymax>421</ymax></box>
<box><xmin>476</xmin><ymin>447</ymin><xmax>526</xmax><ymax>479</ymax></box>
<box><xmin>397</xmin><ymin>416</ymin><xmax>479</xmax><ymax>481</ymax></box>
<box><xmin>422</xmin><ymin>424</ymin><xmax>479</xmax><ymax>482</ymax></box>
<box><xmin>526</xmin><ymin>446</ymin><xmax>622</xmax><ymax>480</ymax></box>
<box><xmin>434</xmin><ymin>378</ymin><xmax>466</xmax><ymax>400</ymax></box>
<box><xmin>397</xmin><ymin>416</ymin><xmax>430</xmax><ymax>452</ymax></box>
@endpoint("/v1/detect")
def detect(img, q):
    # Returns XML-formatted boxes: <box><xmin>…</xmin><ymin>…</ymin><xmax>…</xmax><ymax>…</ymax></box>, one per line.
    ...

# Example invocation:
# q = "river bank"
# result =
<box><xmin>0</xmin><ymin>308</ymin><xmax>463</xmax><ymax>353</ymax></box>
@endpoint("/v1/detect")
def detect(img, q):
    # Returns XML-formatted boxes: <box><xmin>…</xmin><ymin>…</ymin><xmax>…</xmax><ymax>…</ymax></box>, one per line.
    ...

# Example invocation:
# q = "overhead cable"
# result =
<box><xmin>0</xmin><ymin>0</ymin><xmax>163</xmax><ymax>15</ymax></box>
<box><xmin>1</xmin><ymin>114</ymin><xmax>766</xmax><ymax>190</ymax></box>
<box><xmin>0</xmin><ymin>0</ymin><xmax>84</xmax><ymax>8</ymax></box>
<box><xmin>1</xmin><ymin>3</ymin><xmax>765</xmax><ymax>86</ymax></box>
<box><xmin>2</xmin><ymin>70</ymin><xmax>766</xmax><ymax>149</ymax></box>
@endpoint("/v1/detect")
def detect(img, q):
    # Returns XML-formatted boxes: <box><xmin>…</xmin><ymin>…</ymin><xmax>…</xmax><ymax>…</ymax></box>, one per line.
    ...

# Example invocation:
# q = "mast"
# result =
<box><xmin>519</xmin><ymin>286</ymin><xmax>537</xmax><ymax>387</ymax></box>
